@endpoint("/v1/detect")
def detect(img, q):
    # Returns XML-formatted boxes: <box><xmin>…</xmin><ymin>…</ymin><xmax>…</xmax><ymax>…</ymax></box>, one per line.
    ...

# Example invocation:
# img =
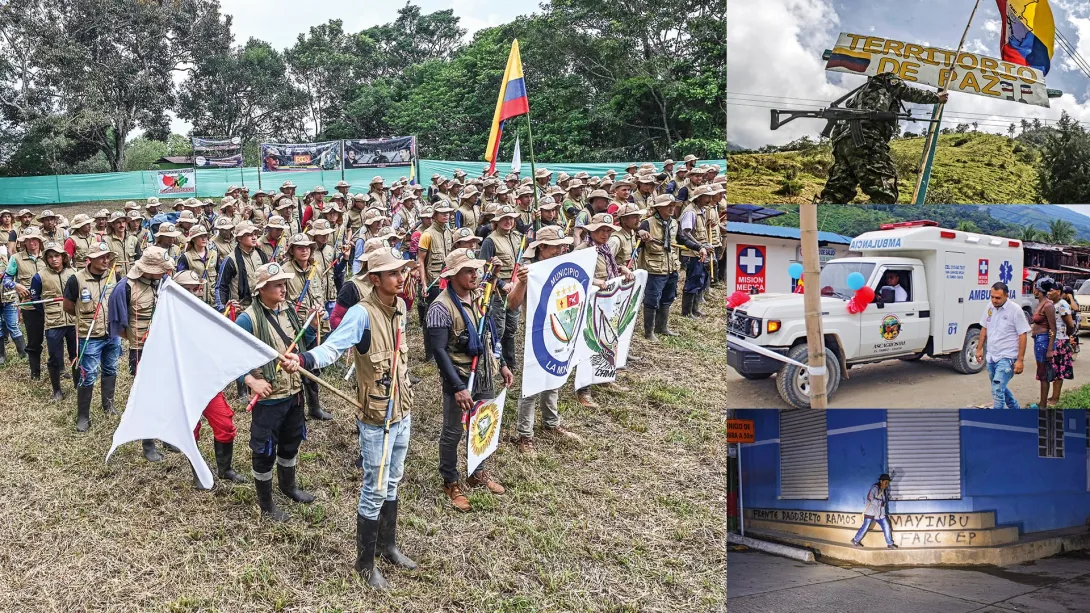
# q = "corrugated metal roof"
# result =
<box><xmin>726</xmin><ymin>221</ymin><xmax>853</xmax><ymax>245</ymax></box>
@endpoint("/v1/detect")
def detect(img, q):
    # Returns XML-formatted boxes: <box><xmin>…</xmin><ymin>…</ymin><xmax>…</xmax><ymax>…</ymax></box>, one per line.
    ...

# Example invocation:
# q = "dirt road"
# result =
<box><xmin>727</xmin><ymin>337</ymin><xmax>1090</xmax><ymax>408</ymax></box>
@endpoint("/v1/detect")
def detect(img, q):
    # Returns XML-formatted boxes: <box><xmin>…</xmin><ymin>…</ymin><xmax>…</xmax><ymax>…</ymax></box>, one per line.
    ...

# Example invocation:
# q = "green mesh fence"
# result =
<box><xmin>0</xmin><ymin>159</ymin><xmax>725</xmax><ymax>207</ymax></box>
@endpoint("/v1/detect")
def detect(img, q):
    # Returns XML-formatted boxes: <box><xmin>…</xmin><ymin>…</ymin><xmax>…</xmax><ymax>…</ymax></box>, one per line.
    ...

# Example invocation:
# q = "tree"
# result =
<box><xmin>972</xmin><ymin>121</ymin><xmax>978</xmax><ymax>132</ymax></box>
<box><xmin>1048</xmin><ymin>219</ymin><xmax>1076</xmax><ymax>245</ymax></box>
<box><xmin>956</xmin><ymin>220</ymin><xmax>980</xmax><ymax>232</ymax></box>
<box><xmin>1020</xmin><ymin>118</ymin><xmax>1029</xmax><ymax>134</ymax></box>
<box><xmin>1037</xmin><ymin>111</ymin><xmax>1090</xmax><ymax>204</ymax></box>
<box><xmin>955</xmin><ymin>123</ymin><xmax>970</xmax><ymax>134</ymax></box>
<box><xmin>1019</xmin><ymin>226</ymin><xmax>1040</xmax><ymax>243</ymax></box>
<box><xmin>1008</xmin><ymin>123</ymin><xmax>1016</xmax><ymax>139</ymax></box>
<box><xmin>177</xmin><ymin>38</ymin><xmax>305</xmax><ymax>142</ymax></box>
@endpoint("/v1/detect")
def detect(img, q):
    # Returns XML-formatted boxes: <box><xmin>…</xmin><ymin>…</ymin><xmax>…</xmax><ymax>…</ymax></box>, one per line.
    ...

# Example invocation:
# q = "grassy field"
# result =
<box><xmin>0</xmin><ymin>204</ymin><xmax>726</xmax><ymax>613</ymax></box>
<box><xmin>727</xmin><ymin>132</ymin><xmax>1041</xmax><ymax>204</ymax></box>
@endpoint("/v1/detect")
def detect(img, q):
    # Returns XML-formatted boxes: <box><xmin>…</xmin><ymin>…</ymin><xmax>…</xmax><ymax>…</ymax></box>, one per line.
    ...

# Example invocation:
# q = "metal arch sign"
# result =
<box><xmin>826</xmin><ymin>32</ymin><xmax>1049</xmax><ymax>108</ymax></box>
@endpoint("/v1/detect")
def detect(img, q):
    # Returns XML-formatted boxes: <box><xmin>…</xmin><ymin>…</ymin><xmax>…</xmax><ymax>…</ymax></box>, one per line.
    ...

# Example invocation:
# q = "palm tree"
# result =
<box><xmin>957</xmin><ymin>220</ymin><xmax>980</xmax><ymax>232</ymax></box>
<box><xmin>1008</xmin><ymin>123</ymin><xmax>1016</xmax><ymax>139</ymax></box>
<box><xmin>972</xmin><ymin>121</ymin><xmax>979</xmax><ymax>132</ymax></box>
<box><xmin>1048</xmin><ymin>219</ymin><xmax>1076</xmax><ymax>245</ymax></box>
<box><xmin>1019</xmin><ymin>226</ymin><xmax>1040</xmax><ymax>243</ymax></box>
<box><xmin>1020</xmin><ymin>118</ymin><xmax>1029</xmax><ymax>134</ymax></box>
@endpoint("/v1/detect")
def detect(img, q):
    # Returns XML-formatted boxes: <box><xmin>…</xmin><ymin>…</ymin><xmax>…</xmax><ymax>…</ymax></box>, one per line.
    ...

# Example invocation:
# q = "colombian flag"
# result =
<box><xmin>998</xmin><ymin>0</ymin><xmax>1055</xmax><ymax>75</ymax></box>
<box><xmin>485</xmin><ymin>40</ymin><xmax>530</xmax><ymax>175</ymax></box>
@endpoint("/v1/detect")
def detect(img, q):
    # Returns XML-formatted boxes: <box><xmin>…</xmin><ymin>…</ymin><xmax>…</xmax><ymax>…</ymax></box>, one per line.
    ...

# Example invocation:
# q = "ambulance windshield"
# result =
<box><xmin>819</xmin><ymin>261</ymin><xmax>876</xmax><ymax>300</ymax></box>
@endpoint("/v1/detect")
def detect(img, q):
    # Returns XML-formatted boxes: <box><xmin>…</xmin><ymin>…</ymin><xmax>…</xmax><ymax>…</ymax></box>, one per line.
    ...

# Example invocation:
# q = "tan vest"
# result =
<box><xmin>183</xmin><ymin>248</ymin><xmax>218</xmax><ymax>305</ymax></box>
<box><xmin>73</xmin><ymin>268</ymin><xmax>113</xmax><ymax>338</ymax></box>
<box><xmin>70</xmin><ymin>233</ymin><xmax>95</xmax><ymax>268</ymax></box>
<box><xmin>680</xmin><ymin>202</ymin><xmax>708</xmax><ymax>258</ymax></box>
<box><xmin>422</xmin><ymin>225</ymin><xmax>452</xmax><ymax>282</ymax></box>
<box><xmin>314</xmin><ymin>244</ymin><xmax>337</xmax><ymax>303</ymax></box>
<box><xmin>105</xmin><ymin>232</ymin><xmax>131</xmax><ymax>275</ymax></box>
<box><xmin>224</xmin><ymin>247</ymin><xmax>265</xmax><ymax>307</ymax></box>
<box><xmin>632</xmin><ymin>190</ymin><xmax>652</xmax><ymax>210</ymax></box>
<box><xmin>639</xmin><ymin>214</ymin><xmax>680</xmax><ymax>275</ymax></box>
<box><xmin>14</xmin><ymin>252</ymin><xmax>47</xmax><ymax>311</ymax></box>
<box><xmin>40</xmin><ymin>266</ymin><xmax>76</xmax><ymax>329</ymax></box>
<box><xmin>258</xmin><ymin>236</ymin><xmax>283</xmax><ymax>263</ymax></box>
<box><xmin>432</xmin><ymin>287</ymin><xmax>498</xmax><ymax>378</ymax></box>
<box><xmin>456</xmin><ymin>203</ymin><xmax>478</xmax><ymax>230</ymax></box>
<box><xmin>126</xmin><ymin>277</ymin><xmax>158</xmax><ymax>348</ymax></box>
<box><xmin>486</xmin><ymin>229</ymin><xmax>520</xmax><ymax>281</ymax></box>
<box><xmin>243</xmin><ymin>301</ymin><xmax>303</xmax><ymax>400</ymax></box>
<box><xmin>352</xmin><ymin>292</ymin><xmax>412</xmax><ymax>426</ymax></box>
<box><xmin>251</xmin><ymin>207</ymin><xmax>269</xmax><ymax>229</ymax></box>
<box><xmin>369</xmin><ymin>191</ymin><xmax>388</xmax><ymax>211</ymax></box>
<box><xmin>345</xmin><ymin>207</ymin><xmax>365</xmax><ymax>237</ymax></box>
<box><xmin>609</xmin><ymin>229</ymin><xmax>636</xmax><ymax>268</ymax></box>
<box><xmin>350</xmin><ymin>275</ymin><xmax>373</xmax><ymax>304</ymax></box>
<box><xmin>285</xmin><ymin>260</ymin><xmax>323</xmax><ymax>314</ymax></box>
<box><xmin>212</xmin><ymin>237</ymin><xmax>234</xmax><ymax>260</ymax></box>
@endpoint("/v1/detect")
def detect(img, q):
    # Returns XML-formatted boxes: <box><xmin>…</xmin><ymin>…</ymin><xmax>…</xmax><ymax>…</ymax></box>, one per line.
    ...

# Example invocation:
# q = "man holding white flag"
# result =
<box><xmin>106</xmin><ymin>275</ymin><xmax>283</xmax><ymax>491</ymax></box>
<box><xmin>282</xmin><ymin>247</ymin><xmax>419</xmax><ymax>589</ymax></box>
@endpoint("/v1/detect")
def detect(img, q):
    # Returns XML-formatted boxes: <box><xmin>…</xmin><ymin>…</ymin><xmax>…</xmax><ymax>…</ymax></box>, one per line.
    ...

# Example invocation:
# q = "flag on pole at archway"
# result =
<box><xmin>484</xmin><ymin>39</ymin><xmax>530</xmax><ymax>175</ymax></box>
<box><xmin>574</xmin><ymin>271</ymin><xmax>647</xmax><ymax>389</ymax></box>
<box><xmin>106</xmin><ymin>278</ymin><xmax>279</xmax><ymax>488</ymax></box>
<box><xmin>520</xmin><ymin>247</ymin><xmax>598</xmax><ymax>397</ymax></box>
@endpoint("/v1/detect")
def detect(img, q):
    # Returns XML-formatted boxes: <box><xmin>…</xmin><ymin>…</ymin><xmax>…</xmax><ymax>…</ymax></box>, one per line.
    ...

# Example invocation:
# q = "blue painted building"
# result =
<box><xmin>735</xmin><ymin>410</ymin><xmax>1090</xmax><ymax>534</ymax></box>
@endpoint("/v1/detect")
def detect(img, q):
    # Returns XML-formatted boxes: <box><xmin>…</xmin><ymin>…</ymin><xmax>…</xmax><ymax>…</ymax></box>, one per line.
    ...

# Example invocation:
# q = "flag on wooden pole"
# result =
<box><xmin>484</xmin><ymin>40</ymin><xmax>530</xmax><ymax>175</ymax></box>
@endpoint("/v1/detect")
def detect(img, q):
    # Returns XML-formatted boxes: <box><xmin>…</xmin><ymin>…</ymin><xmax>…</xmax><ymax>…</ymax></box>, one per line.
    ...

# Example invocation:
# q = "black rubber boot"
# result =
<box><xmin>656</xmin><ymin>305</ymin><xmax>678</xmax><ymax>337</ymax></box>
<box><xmin>48</xmin><ymin>364</ymin><xmax>63</xmax><ymax>401</ymax></box>
<box><xmin>377</xmin><ymin>499</ymin><xmax>418</xmax><ymax>570</ymax></box>
<box><xmin>76</xmin><ymin>386</ymin><xmax>93</xmax><ymax>432</ymax></box>
<box><xmin>162</xmin><ymin>442</ymin><xmax>181</xmax><ymax>453</ymax></box>
<box><xmin>191</xmin><ymin>465</ymin><xmax>210</xmax><ymax>490</ymax></box>
<box><xmin>255</xmin><ymin>478</ymin><xmax>289</xmax><ymax>521</ymax></box>
<box><xmin>643</xmin><ymin>307</ymin><xmax>658</xmax><ymax>341</ymax></box>
<box><xmin>214</xmin><ymin>441</ymin><xmax>248</xmax><ymax>483</ymax></box>
<box><xmin>693</xmin><ymin>291</ymin><xmax>706</xmax><ymax>316</ymax></box>
<box><xmin>305</xmin><ymin>383</ymin><xmax>332</xmax><ymax>421</ymax></box>
<box><xmin>28</xmin><ymin>351</ymin><xmax>40</xmax><ymax>380</ymax></box>
<box><xmin>0</xmin><ymin>335</ymin><xmax>7</xmax><ymax>366</ymax></box>
<box><xmin>277</xmin><ymin>462</ymin><xmax>315</xmax><ymax>503</ymax></box>
<box><xmin>100</xmin><ymin>375</ymin><xmax>118</xmax><ymax>415</ymax></box>
<box><xmin>681</xmin><ymin>294</ymin><xmax>694</xmax><ymax>317</ymax></box>
<box><xmin>355</xmin><ymin>513</ymin><xmax>389</xmax><ymax>588</ymax></box>
<box><xmin>13</xmin><ymin>335</ymin><xmax>26</xmax><ymax>359</ymax></box>
<box><xmin>142</xmin><ymin>439</ymin><xmax>163</xmax><ymax>462</ymax></box>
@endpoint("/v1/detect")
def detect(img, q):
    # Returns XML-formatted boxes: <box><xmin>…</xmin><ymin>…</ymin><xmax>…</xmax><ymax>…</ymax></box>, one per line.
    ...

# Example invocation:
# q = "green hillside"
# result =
<box><xmin>727</xmin><ymin>132</ymin><xmax>1042</xmax><ymax>204</ymax></box>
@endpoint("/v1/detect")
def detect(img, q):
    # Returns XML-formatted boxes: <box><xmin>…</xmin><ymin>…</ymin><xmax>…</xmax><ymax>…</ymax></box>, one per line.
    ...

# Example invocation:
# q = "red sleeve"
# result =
<box><xmin>64</xmin><ymin>237</ymin><xmax>76</xmax><ymax>258</ymax></box>
<box><xmin>302</xmin><ymin>205</ymin><xmax>314</xmax><ymax>228</ymax></box>
<box><xmin>330</xmin><ymin>302</ymin><xmax>348</xmax><ymax>330</ymax></box>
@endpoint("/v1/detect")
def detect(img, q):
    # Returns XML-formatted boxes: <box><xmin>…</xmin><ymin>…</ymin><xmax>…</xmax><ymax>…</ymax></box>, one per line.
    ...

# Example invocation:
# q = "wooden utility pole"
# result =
<box><xmin>799</xmin><ymin>201</ymin><xmax>828</xmax><ymax>408</ymax></box>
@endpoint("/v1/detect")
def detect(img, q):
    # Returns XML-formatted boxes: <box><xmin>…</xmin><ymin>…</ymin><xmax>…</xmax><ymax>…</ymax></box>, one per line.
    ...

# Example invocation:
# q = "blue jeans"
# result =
<box><xmin>853</xmin><ymin>516</ymin><xmax>894</xmax><ymax>546</ymax></box>
<box><xmin>0</xmin><ymin>303</ymin><xmax>22</xmax><ymax>339</ymax></box>
<box><xmin>77</xmin><ymin>335</ymin><xmax>121</xmax><ymax>387</ymax></box>
<box><xmin>357</xmin><ymin>414</ymin><xmax>411</xmax><ymax>520</ymax></box>
<box><xmin>644</xmin><ymin>271</ymin><xmax>679</xmax><ymax>309</ymax></box>
<box><xmin>987</xmin><ymin>358</ymin><xmax>1020</xmax><ymax>409</ymax></box>
<box><xmin>682</xmin><ymin>256</ymin><xmax>709</xmax><ymax>295</ymax></box>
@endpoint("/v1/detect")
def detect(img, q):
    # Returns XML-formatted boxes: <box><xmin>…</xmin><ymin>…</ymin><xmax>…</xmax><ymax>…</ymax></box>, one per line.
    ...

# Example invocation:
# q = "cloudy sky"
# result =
<box><xmin>167</xmin><ymin>0</ymin><xmax>543</xmax><ymax>133</ymax></box>
<box><xmin>727</xmin><ymin>0</ymin><xmax>1090</xmax><ymax>149</ymax></box>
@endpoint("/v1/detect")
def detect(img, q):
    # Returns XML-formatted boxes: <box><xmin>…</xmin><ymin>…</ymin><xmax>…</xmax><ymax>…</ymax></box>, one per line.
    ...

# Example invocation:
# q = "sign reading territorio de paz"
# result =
<box><xmin>727</xmin><ymin>419</ymin><xmax>755</xmax><ymax>444</ymax></box>
<box><xmin>826</xmin><ymin>32</ymin><xmax>1050</xmax><ymax>108</ymax></box>
<box><xmin>156</xmin><ymin>169</ymin><xmax>196</xmax><ymax>196</ymax></box>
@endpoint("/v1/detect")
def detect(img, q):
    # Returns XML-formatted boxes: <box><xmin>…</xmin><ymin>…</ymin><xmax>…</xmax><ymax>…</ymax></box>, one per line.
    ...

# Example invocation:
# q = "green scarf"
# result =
<box><xmin>250</xmin><ymin>299</ymin><xmax>302</xmax><ymax>383</ymax></box>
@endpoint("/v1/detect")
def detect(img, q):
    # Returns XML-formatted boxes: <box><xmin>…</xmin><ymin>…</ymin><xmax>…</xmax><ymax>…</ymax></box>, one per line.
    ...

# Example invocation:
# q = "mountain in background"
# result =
<box><xmin>727</xmin><ymin>141</ymin><xmax>746</xmax><ymax>152</ymax></box>
<box><xmin>985</xmin><ymin>205</ymin><xmax>1090</xmax><ymax>241</ymax></box>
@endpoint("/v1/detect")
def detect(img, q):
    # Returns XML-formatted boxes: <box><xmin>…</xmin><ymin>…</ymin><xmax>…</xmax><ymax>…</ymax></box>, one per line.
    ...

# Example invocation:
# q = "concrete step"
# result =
<box><xmin>745</xmin><ymin>508</ymin><xmax>996</xmax><ymax>530</ymax></box>
<box><xmin>746</xmin><ymin>519</ymin><xmax>1019</xmax><ymax>548</ymax></box>
<box><xmin>743</xmin><ymin>527</ymin><xmax>1090</xmax><ymax>566</ymax></box>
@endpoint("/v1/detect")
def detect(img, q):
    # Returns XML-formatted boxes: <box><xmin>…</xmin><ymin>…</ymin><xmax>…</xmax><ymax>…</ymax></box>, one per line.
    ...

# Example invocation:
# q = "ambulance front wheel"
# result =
<box><xmin>777</xmin><ymin>344</ymin><xmax>841</xmax><ymax>409</ymax></box>
<box><xmin>952</xmin><ymin>328</ymin><xmax>985</xmax><ymax>375</ymax></box>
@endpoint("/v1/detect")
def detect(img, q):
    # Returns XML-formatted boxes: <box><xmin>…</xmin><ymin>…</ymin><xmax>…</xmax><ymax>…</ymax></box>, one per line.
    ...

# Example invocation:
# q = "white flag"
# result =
<box><xmin>106</xmin><ymin>278</ymin><xmax>278</xmax><ymax>488</ymax></box>
<box><xmin>511</xmin><ymin>135</ymin><xmax>522</xmax><ymax>173</ymax></box>
<box><xmin>520</xmin><ymin>247</ymin><xmax>597</xmax><ymax>397</ymax></box>
<box><xmin>575</xmin><ymin>271</ymin><xmax>648</xmax><ymax>388</ymax></box>
<box><xmin>467</xmin><ymin>388</ymin><xmax>507</xmax><ymax>475</ymax></box>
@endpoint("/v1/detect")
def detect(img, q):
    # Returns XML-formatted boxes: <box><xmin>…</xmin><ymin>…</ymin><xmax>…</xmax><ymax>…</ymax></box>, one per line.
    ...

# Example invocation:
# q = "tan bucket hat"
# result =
<box><xmin>539</xmin><ymin>196</ymin><xmax>561</xmax><ymax>211</ymax></box>
<box><xmin>307</xmin><ymin>219</ymin><xmax>336</xmax><ymax>236</ymax></box>
<box><xmin>419</xmin><ymin>207</ymin><xmax>434</xmax><ymax>219</ymax></box>
<box><xmin>185</xmin><ymin>226</ymin><xmax>208</xmax><ymax>242</ymax></box>
<box><xmin>128</xmin><ymin>246</ymin><xmax>176</xmax><ymax>279</ymax></box>
<box><xmin>370</xmin><ymin>176</ymin><xmax>385</xmax><ymax>186</ymax></box>
<box><xmin>85</xmin><ymin>239</ymin><xmax>113</xmax><ymax>259</ymax></box>
<box><xmin>352</xmin><ymin>192</ymin><xmax>371</xmax><ymax>203</ymax></box>
<box><xmin>356</xmin><ymin>237</ymin><xmax>390</xmax><ymax>263</ymax></box>
<box><xmin>566</xmin><ymin>180</ymin><xmax>584</xmax><ymax>191</ymax></box>
<box><xmin>460</xmin><ymin>185</ymin><xmax>480</xmax><ymax>200</ymax></box>
<box><xmin>453</xmin><ymin>226</ymin><xmax>481</xmax><ymax>246</ymax></box>
<box><xmin>173</xmin><ymin>269</ymin><xmax>205</xmax><ymax>287</ymax></box>
<box><xmin>584</xmin><ymin>213</ymin><xmax>619</xmax><ymax>232</ymax></box>
<box><xmin>329</xmin><ymin>191</ymin><xmax>346</xmax><ymax>201</ymax></box>
<box><xmin>233</xmin><ymin>221</ymin><xmax>260</xmax><ymax>238</ymax></box>
<box><xmin>651</xmin><ymin>194</ymin><xmax>678</xmax><ymax>209</ymax></box>
<box><xmin>615</xmin><ymin>203</ymin><xmax>643</xmax><ymax>218</ymax></box>
<box><xmin>366</xmin><ymin>247</ymin><xmax>417</xmax><ymax>274</ymax></box>
<box><xmin>323</xmin><ymin>201</ymin><xmax>345</xmax><ymax>214</ymax></box>
<box><xmin>38</xmin><ymin>209</ymin><xmax>57</xmax><ymax>220</ymax></box>
<box><xmin>440</xmin><ymin>248</ymin><xmax>486</xmax><ymax>278</ymax></box>
<box><xmin>176</xmin><ymin>210</ymin><xmax>198</xmax><ymax>224</ymax></box>
<box><xmin>432</xmin><ymin>201</ymin><xmax>456</xmax><ymax>214</ymax></box>
<box><xmin>127</xmin><ymin>210</ymin><xmax>143</xmax><ymax>222</ymax></box>
<box><xmin>265</xmin><ymin>216</ymin><xmax>289</xmax><ymax>230</ymax></box>
<box><xmin>93</xmin><ymin>208</ymin><xmax>109</xmax><ymax>219</ymax></box>
<box><xmin>588</xmin><ymin>189</ymin><xmax>610</xmax><ymax>201</ymax></box>
<box><xmin>525</xmin><ymin>226</ymin><xmax>575</xmax><ymax>257</ymax></box>
<box><xmin>692</xmin><ymin>184</ymin><xmax>715</xmax><ymax>200</ymax></box>
<box><xmin>663</xmin><ymin>158</ymin><xmax>676</xmax><ymax>166</ymax></box>
<box><xmin>534</xmin><ymin>168</ymin><xmax>552</xmax><ymax>179</ymax></box>
<box><xmin>363</xmin><ymin>209</ymin><xmax>388</xmax><ymax>225</ymax></box>
<box><xmin>124</xmin><ymin>201</ymin><xmax>141</xmax><ymax>211</ymax></box>
<box><xmin>42</xmin><ymin>240</ymin><xmax>67</xmax><ymax>257</ymax></box>
<box><xmin>494</xmin><ymin>204</ymin><xmax>520</xmax><ymax>220</ymax></box>
<box><xmin>683</xmin><ymin>154</ymin><xmax>698</xmax><ymax>163</ymax></box>
<box><xmin>274</xmin><ymin>196</ymin><xmax>295</xmax><ymax>210</ymax></box>
<box><xmin>252</xmin><ymin>262</ymin><xmax>294</xmax><ymax>294</ymax></box>
<box><xmin>146</xmin><ymin>197</ymin><xmax>161</xmax><ymax>207</ymax></box>
<box><xmin>18</xmin><ymin>208</ymin><xmax>34</xmax><ymax>218</ymax></box>
<box><xmin>312</xmin><ymin>185</ymin><xmax>328</xmax><ymax>194</ymax></box>
<box><xmin>218</xmin><ymin>198</ymin><xmax>237</xmax><ymax>211</ymax></box>
<box><xmin>214</xmin><ymin>216</ymin><xmax>236</xmax><ymax>231</ymax></box>
<box><xmin>69</xmin><ymin>214</ymin><xmax>93</xmax><ymax>230</ymax></box>
<box><xmin>287</xmin><ymin>232</ymin><xmax>315</xmax><ymax>248</ymax></box>
<box><xmin>280</xmin><ymin>180</ymin><xmax>296</xmax><ymax>189</ymax></box>
<box><xmin>156</xmin><ymin>223</ymin><xmax>182</xmax><ymax>238</ymax></box>
<box><xmin>336</xmin><ymin>180</ymin><xmax>350</xmax><ymax>188</ymax></box>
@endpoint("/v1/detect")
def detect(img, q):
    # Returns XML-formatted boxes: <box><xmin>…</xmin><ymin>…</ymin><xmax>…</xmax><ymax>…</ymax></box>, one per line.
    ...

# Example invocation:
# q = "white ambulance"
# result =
<box><xmin>727</xmin><ymin>221</ymin><xmax>1024</xmax><ymax>408</ymax></box>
